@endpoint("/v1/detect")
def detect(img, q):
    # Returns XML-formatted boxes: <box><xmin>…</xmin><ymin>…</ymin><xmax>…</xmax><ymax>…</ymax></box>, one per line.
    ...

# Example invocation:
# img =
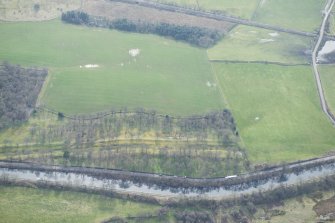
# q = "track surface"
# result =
<box><xmin>312</xmin><ymin>0</ymin><xmax>335</xmax><ymax>126</ymax></box>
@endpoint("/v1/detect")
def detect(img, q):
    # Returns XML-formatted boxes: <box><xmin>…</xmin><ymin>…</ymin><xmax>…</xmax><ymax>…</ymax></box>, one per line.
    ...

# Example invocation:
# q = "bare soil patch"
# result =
<box><xmin>313</xmin><ymin>195</ymin><xmax>335</xmax><ymax>219</ymax></box>
<box><xmin>81</xmin><ymin>0</ymin><xmax>233</xmax><ymax>33</ymax></box>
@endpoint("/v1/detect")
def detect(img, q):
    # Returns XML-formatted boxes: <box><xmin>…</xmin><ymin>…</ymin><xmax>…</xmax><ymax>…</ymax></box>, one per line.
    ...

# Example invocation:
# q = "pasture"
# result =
<box><xmin>0</xmin><ymin>186</ymin><xmax>158</xmax><ymax>223</ymax></box>
<box><xmin>320</xmin><ymin>65</ymin><xmax>335</xmax><ymax>113</ymax></box>
<box><xmin>253</xmin><ymin>0</ymin><xmax>326</xmax><ymax>32</ymax></box>
<box><xmin>156</xmin><ymin>0</ymin><xmax>260</xmax><ymax>18</ymax></box>
<box><xmin>212</xmin><ymin>63</ymin><xmax>335</xmax><ymax>163</ymax></box>
<box><xmin>208</xmin><ymin>25</ymin><xmax>313</xmax><ymax>64</ymax></box>
<box><xmin>0</xmin><ymin>19</ymin><xmax>225</xmax><ymax>115</ymax></box>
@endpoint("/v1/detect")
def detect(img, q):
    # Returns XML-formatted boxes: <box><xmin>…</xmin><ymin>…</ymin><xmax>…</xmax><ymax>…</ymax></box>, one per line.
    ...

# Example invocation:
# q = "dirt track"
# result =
<box><xmin>312</xmin><ymin>0</ymin><xmax>335</xmax><ymax>126</ymax></box>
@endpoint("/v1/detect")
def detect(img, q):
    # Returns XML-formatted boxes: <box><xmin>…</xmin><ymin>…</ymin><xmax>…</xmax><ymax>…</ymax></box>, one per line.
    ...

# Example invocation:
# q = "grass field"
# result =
<box><xmin>0</xmin><ymin>186</ymin><xmax>159</xmax><ymax>223</ymax></box>
<box><xmin>0</xmin><ymin>19</ymin><xmax>225</xmax><ymax>115</ymax></box>
<box><xmin>253</xmin><ymin>0</ymin><xmax>326</xmax><ymax>32</ymax></box>
<box><xmin>213</xmin><ymin>63</ymin><xmax>335</xmax><ymax>163</ymax></box>
<box><xmin>207</xmin><ymin>25</ymin><xmax>313</xmax><ymax>64</ymax></box>
<box><xmin>157</xmin><ymin>0</ymin><xmax>260</xmax><ymax>18</ymax></box>
<box><xmin>319</xmin><ymin>65</ymin><xmax>335</xmax><ymax>114</ymax></box>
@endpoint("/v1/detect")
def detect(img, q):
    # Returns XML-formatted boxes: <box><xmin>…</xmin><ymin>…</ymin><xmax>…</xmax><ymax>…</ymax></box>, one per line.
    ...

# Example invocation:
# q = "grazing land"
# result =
<box><xmin>319</xmin><ymin>65</ymin><xmax>335</xmax><ymax>113</ymax></box>
<box><xmin>208</xmin><ymin>25</ymin><xmax>313</xmax><ymax>64</ymax></box>
<box><xmin>0</xmin><ymin>186</ymin><xmax>159</xmax><ymax>223</ymax></box>
<box><xmin>213</xmin><ymin>63</ymin><xmax>335</xmax><ymax>163</ymax></box>
<box><xmin>253</xmin><ymin>0</ymin><xmax>326</xmax><ymax>32</ymax></box>
<box><xmin>156</xmin><ymin>0</ymin><xmax>260</xmax><ymax>19</ymax></box>
<box><xmin>0</xmin><ymin>19</ymin><xmax>225</xmax><ymax>115</ymax></box>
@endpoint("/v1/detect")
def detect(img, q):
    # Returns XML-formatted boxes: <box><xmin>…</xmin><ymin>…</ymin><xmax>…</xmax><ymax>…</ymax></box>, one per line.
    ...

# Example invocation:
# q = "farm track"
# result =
<box><xmin>312</xmin><ymin>0</ymin><xmax>335</xmax><ymax>126</ymax></box>
<box><xmin>110</xmin><ymin>0</ymin><xmax>318</xmax><ymax>37</ymax></box>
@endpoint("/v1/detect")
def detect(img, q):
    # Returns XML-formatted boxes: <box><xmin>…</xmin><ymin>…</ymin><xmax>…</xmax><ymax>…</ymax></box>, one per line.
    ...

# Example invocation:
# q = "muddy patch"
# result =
<box><xmin>313</xmin><ymin>195</ymin><xmax>335</xmax><ymax>221</ymax></box>
<box><xmin>0</xmin><ymin>0</ymin><xmax>81</xmax><ymax>21</ymax></box>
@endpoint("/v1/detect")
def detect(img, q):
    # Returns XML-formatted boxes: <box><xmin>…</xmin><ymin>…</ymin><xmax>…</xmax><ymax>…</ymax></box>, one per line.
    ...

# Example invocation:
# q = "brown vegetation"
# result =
<box><xmin>81</xmin><ymin>0</ymin><xmax>233</xmax><ymax>33</ymax></box>
<box><xmin>313</xmin><ymin>195</ymin><xmax>335</xmax><ymax>220</ymax></box>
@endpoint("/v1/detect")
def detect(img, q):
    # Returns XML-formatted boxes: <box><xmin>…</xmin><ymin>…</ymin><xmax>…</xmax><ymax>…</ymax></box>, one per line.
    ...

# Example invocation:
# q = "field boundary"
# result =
<box><xmin>209</xmin><ymin>60</ymin><xmax>310</xmax><ymax>66</ymax></box>
<box><xmin>109</xmin><ymin>0</ymin><xmax>318</xmax><ymax>37</ymax></box>
<box><xmin>36</xmin><ymin>105</ymin><xmax>231</xmax><ymax>121</ymax></box>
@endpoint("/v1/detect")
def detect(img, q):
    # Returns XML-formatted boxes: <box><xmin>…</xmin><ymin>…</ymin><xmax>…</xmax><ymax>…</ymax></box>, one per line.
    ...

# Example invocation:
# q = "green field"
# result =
<box><xmin>0</xmin><ymin>19</ymin><xmax>225</xmax><ymax>115</ymax></box>
<box><xmin>213</xmin><ymin>63</ymin><xmax>335</xmax><ymax>163</ymax></box>
<box><xmin>208</xmin><ymin>25</ymin><xmax>313</xmax><ymax>64</ymax></box>
<box><xmin>157</xmin><ymin>0</ymin><xmax>259</xmax><ymax>18</ymax></box>
<box><xmin>320</xmin><ymin>65</ymin><xmax>335</xmax><ymax>113</ymax></box>
<box><xmin>0</xmin><ymin>186</ymin><xmax>159</xmax><ymax>223</ymax></box>
<box><xmin>253</xmin><ymin>0</ymin><xmax>326</xmax><ymax>32</ymax></box>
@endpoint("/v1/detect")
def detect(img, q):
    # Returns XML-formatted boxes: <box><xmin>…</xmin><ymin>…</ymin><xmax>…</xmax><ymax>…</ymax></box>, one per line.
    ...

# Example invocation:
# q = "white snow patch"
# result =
<box><xmin>206</xmin><ymin>81</ymin><xmax>217</xmax><ymax>88</ymax></box>
<box><xmin>259</xmin><ymin>39</ymin><xmax>275</xmax><ymax>43</ymax></box>
<box><xmin>317</xmin><ymin>41</ymin><xmax>335</xmax><ymax>62</ymax></box>
<box><xmin>260</xmin><ymin>0</ymin><xmax>267</xmax><ymax>7</ymax></box>
<box><xmin>129</xmin><ymin>48</ymin><xmax>140</xmax><ymax>57</ymax></box>
<box><xmin>80</xmin><ymin>64</ymin><xmax>99</xmax><ymax>68</ymax></box>
<box><xmin>269</xmin><ymin>32</ymin><xmax>279</xmax><ymax>37</ymax></box>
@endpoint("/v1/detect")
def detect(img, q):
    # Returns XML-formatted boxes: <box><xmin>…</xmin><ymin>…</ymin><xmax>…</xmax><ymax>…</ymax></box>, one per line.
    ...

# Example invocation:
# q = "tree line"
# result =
<box><xmin>0</xmin><ymin>62</ymin><xmax>47</xmax><ymax>130</ymax></box>
<box><xmin>61</xmin><ymin>10</ymin><xmax>223</xmax><ymax>48</ymax></box>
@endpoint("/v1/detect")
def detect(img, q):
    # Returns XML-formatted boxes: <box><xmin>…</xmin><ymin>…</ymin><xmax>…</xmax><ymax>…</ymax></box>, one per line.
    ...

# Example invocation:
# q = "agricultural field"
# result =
<box><xmin>0</xmin><ymin>186</ymin><xmax>159</xmax><ymax>223</ymax></box>
<box><xmin>320</xmin><ymin>65</ymin><xmax>335</xmax><ymax>113</ymax></box>
<box><xmin>156</xmin><ymin>0</ymin><xmax>260</xmax><ymax>19</ymax></box>
<box><xmin>207</xmin><ymin>25</ymin><xmax>313</xmax><ymax>64</ymax></box>
<box><xmin>253</xmin><ymin>0</ymin><xmax>326</xmax><ymax>32</ymax></box>
<box><xmin>0</xmin><ymin>19</ymin><xmax>225</xmax><ymax>115</ymax></box>
<box><xmin>0</xmin><ymin>0</ymin><xmax>81</xmax><ymax>21</ymax></box>
<box><xmin>212</xmin><ymin>63</ymin><xmax>335</xmax><ymax>163</ymax></box>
